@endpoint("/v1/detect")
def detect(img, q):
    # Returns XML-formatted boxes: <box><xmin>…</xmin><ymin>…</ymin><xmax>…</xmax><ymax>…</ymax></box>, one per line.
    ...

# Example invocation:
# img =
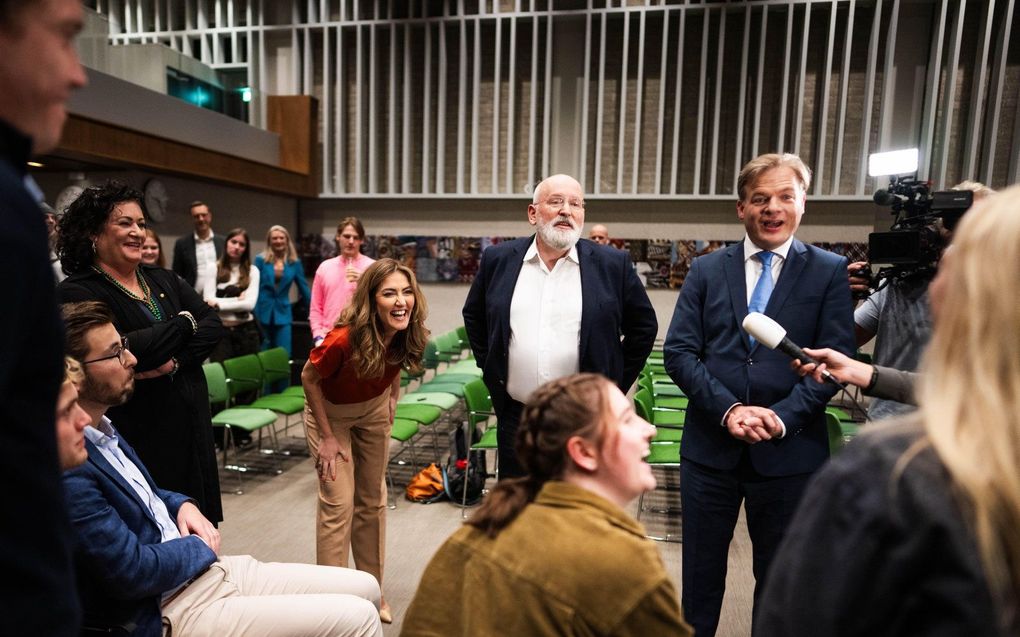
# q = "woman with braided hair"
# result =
<box><xmin>403</xmin><ymin>373</ymin><xmax>692</xmax><ymax>636</ymax></box>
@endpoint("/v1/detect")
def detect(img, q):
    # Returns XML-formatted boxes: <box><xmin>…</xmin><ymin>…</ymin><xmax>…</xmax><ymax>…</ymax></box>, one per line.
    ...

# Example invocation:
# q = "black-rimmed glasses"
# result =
<box><xmin>83</xmin><ymin>336</ymin><xmax>130</xmax><ymax>366</ymax></box>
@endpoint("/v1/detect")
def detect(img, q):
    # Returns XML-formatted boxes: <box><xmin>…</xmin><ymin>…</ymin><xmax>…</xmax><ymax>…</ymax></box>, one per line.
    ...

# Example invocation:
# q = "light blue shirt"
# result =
<box><xmin>84</xmin><ymin>417</ymin><xmax>181</xmax><ymax>544</ymax></box>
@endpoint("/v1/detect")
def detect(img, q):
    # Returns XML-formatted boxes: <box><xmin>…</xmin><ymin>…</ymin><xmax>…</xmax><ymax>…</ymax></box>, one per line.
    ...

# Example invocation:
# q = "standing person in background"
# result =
<box><xmin>43</xmin><ymin>201</ymin><xmax>67</xmax><ymax>281</ymax></box>
<box><xmin>172</xmin><ymin>200</ymin><xmax>223</xmax><ymax>291</ymax></box>
<box><xmin>57</xmin><ymin>181</ymin><xmax>224</xmax><ymax>524</ymax></box>
<box><xmin>255</xmin><ymin>224</ymin><xmax>311</xmax><ymax>356</ymax></box>
<box><xmin>589</xmin><ymin>223</ymin><xmax>610</xmax><ymax>246</ymax></box>
<box><xmin>462</xmin><ymin>174</ymin><xmax>657</xmax><ymax>480</ymax></box>
<box><xmin>310</xmin><ymin>217</ymin><xmax>375</xmax><ymax>346</ymax></box>
<box><xmin>757</xmin><ymin>185</ymin><xmax>1020</xmax><ymax>636</ymax></box>
<box><xmin>301</xmin><ymin>258</ymin><xmax>429</xmax><ymax>625</ymax></box>
<box><xmin>140</xmin><ymin>227</ymin><xmax>166</xmax><ymax>268</ymax></box>
<box><xmin>204</xmin><ymin>228</ymin><xmax>260</xmax><ymax>363</ymax></box>
<box><xmin>663</xmin><ymin>153</ymin><xmax>855</xmax><ymax>636</ymax></box>
<box><xmin>0</xmin><ymin>0</ymin><xmax>88</xmax><ymax>632</ymax></box>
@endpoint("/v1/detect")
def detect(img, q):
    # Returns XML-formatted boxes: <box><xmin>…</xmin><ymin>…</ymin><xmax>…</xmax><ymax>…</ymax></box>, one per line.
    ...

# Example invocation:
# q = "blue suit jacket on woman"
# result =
<box><xmin>663</xmin><ymin>239</ymin><xmax>856</xmax><ymax>477</ymax></box>
<box><xmin>63</xmin><ymin>434</ymin><xmax>217</xmax><ymax>637</ymax></box>
<box><xmin>462</xmin><ymin>236</ymin><xmax>658</xmax><ymax>412</ymax></box>
<box><xmin>253</xmin><ymin>254</ymin><xmax>312</xmax><ymax>326</ymax></box>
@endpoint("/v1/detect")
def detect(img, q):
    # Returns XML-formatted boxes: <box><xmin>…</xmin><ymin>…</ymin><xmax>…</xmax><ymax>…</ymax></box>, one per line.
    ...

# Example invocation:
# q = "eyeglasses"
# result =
<box><xmin>83</xmin><ymin>336</ymin><xmax>131</xmax><ymax>366</ymax></box>
<box><xmin>542</xmin><ymin>196</ymin><xmax>585</xmax><ymax>212</ymax></box>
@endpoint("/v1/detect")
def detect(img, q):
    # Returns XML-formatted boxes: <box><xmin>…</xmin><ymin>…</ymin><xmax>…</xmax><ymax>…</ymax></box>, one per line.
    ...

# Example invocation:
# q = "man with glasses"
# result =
<box><xmin>463</xmin><ymin>174</ymin><xmax>657</xmax><ymax>478</ymax></box>
<box><xmin>59</xmin><ymin>301</ymin><xmax>384</xmax><ymax>637</ymax></box>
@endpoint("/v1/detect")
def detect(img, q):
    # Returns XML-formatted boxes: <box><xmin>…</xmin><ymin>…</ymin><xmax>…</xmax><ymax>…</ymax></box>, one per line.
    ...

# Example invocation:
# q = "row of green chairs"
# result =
<box><xmin>635</xmin><ymin>352</ymin><xmax>684</xmax><ymax>541</ymax></box>
<box><xmin>202</xmin><ymin>347</ymin><xmax>308</xmax><ymax>494</ymax></box>
<box><xmin>387</xmin><ymin>327</ymin><xmax>486</xmax><ymax>505</ymax></box>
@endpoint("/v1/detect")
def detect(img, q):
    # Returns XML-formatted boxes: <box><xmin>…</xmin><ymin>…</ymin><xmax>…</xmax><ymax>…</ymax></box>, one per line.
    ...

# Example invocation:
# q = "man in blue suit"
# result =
<box><xmin>463</xmin><ymin>174</ymin><xmax>657</xmax><ymax>478</ymax></box>
<box><xmin>60</xmin><ymin>301</ymin><xmax>383</xmax><ymax>637</ymax></box>
<box><xmin>664</xmin><ymin>153</ymin><xmax>855</xmax><ymax>636</ymax></box>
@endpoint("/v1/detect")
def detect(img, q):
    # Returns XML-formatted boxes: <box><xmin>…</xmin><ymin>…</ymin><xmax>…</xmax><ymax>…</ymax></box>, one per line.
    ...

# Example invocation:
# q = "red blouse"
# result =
<box><xmin>309</xmin><ymin>325</ymin><xmax>400</xmax><ymax>404</ymax></box>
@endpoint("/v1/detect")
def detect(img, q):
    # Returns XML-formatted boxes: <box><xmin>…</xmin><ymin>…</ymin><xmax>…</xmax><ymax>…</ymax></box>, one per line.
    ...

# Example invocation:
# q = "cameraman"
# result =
<box><xmin>849</xmin><ymin>180</ymin><xmax>994</xmax><ymax>421</ymax></box>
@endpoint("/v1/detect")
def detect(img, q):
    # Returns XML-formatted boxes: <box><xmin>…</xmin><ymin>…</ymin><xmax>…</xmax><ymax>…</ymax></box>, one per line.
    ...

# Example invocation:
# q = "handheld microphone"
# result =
<box><xmin>742</xmin><ymin>313</ymin><xmax>845</xmax><ymax>389</ymax></box>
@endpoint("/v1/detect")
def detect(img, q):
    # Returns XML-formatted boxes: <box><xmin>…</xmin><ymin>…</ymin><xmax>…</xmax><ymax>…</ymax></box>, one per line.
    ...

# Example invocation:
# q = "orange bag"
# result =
<box><xmin>405</xmin><ymin>463</ymin><xmax>445</xmax><ymax>503</ymax></box>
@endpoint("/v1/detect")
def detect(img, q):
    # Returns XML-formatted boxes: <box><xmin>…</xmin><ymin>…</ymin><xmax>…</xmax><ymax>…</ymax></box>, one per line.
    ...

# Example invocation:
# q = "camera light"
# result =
<box><xmin>868</xmin><ymin>148</ymin><xmax>919</xmax><ymax>177</ymax></box>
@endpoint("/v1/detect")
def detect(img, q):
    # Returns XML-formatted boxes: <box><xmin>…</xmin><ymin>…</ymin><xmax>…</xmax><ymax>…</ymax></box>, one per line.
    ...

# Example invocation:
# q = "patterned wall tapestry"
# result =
<box><xmin>300</xmin><ymin>234</ymin><xmax>868</xmax><ymax>290</ymax></box>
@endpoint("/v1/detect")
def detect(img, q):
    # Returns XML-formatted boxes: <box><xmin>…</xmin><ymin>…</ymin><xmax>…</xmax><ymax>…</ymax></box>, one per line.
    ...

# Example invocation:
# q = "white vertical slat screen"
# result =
<box><xmin>94</xmin><ymin>0</ymin><xmax>1020</xmax><ymax>198</ymax></box>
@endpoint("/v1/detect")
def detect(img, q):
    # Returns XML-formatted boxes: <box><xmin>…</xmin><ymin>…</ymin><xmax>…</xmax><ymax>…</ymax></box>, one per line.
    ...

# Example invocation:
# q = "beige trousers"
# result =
<box><xmin>161</xmin><ymin>555</ymin><xmax>382</xmax><ymax>637</ymax></box>
<box><xmin>304</xmin><ymin>391</ymin><xmax>392</xmax><ymax>585</ymax></box>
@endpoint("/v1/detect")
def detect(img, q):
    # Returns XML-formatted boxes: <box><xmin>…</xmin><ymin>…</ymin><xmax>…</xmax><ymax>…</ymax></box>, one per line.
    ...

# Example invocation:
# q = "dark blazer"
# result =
<box><xmin>253</xmin><ymin>254</ymin><xmax>312</xmax><ymax>326</ymax></box>
<box><xmin>0</xmin><ymin>120</ymin><xmax>80</xmax><ymax>636</ymax></box>
<box><xmin>63</xmin><ymin>434</ymin><xmax>217</xmax><ymax>637</ymax></box>
<box><xmin>663</xmin><ymin>239</ymin><xmax>855</xmax><ymax>477</ymax></box>
<box><xmin>172</xmin><ymin>233</ymin><xmax>225</xmax><ymax>288</ymax></box>
<box><xmin>463</xmin><ymin>236</ymin><xmax>657</xmax><ymax>412</ymax></box>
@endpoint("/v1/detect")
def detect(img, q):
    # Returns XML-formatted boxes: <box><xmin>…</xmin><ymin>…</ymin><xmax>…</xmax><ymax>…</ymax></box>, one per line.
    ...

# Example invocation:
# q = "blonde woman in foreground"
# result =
<box><xmin>756</xmin><ymin>185</ymin><xmax>1020</xmax><ymax>635</ymax></box>
<box><xmin>403</xmin><ymin>373</ymin><xmax>692</xmax><ymax>636</ymax></box>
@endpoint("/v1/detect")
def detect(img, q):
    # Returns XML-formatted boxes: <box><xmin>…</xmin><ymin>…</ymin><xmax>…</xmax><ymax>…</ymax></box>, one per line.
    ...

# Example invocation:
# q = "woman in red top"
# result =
<box><xmin>301</xmin><ymin>258</ymin><xmax>428</xmax><ymax>624</ymax></box>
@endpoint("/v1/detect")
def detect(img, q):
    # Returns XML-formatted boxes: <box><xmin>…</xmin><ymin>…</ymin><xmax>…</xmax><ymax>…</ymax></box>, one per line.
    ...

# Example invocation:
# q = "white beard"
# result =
<box><xmin>537</xmin><ymin>216</ymin><xmax>581</xmax><ymax>251</ymax></box>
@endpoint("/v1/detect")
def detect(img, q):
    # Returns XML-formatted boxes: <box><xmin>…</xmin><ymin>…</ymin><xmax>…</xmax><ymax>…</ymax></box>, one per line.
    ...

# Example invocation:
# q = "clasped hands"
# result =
<box><xmin>726</xmin><ymin>405</ymin><xmax>783</xmax><ymax>444</ymax></box>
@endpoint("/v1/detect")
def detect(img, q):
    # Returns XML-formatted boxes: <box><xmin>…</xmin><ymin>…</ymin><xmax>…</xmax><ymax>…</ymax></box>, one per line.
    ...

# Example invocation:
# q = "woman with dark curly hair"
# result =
<box><xmin>56</xmin><ymin>180</ymin><xmax>225</xmax><ymax>523</ymax></box>
<box><xmin>403</xmin><ymin>373</ymin><xmax>692</xmax><ymax>636</ymax></box>
<box><xmin>301</xmin><ymin>258</ymin><xmax>428</xmax><ymax>624</ymax></box>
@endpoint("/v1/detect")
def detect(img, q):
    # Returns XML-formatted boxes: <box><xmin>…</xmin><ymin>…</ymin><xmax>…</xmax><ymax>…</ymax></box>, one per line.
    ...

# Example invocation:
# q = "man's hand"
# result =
<box><xmin>726</xmin><ymin>405</ymin><xmax>783</xmax><ymax>444</ymax></box>
<box><xmin>847</xmin><ymin>261</ymin><xmax>871</xmax><ymax>297</ymax></box>
<box><xmin>792</xmin><ymin>347</ymin><xmax>873</xmax><ymax>388</ymax></box>
<box><xmin>176</xmin><ymin>502</ymin><xmax>220</xmax><ymax>555</ymax></box>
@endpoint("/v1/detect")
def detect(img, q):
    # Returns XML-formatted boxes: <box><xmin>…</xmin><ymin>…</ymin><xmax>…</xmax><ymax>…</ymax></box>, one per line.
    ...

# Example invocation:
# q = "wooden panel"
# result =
<box><xmin>56</xmin><ymin>111</ymin><xmax>318</xmax><ymax>198</ymax></box>
<box><xmin>267</xmin><ymin>95</ymin><xmax>318</xmax><ymax>177</ymax></box>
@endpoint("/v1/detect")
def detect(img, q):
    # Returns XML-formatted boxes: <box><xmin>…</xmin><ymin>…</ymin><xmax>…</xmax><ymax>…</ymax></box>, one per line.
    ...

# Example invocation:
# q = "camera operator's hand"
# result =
<box><xmin>791</xmin><ymin>347</ymin><xmax>873</xmax><ymax>388</ymax></box>
<box><xmin>847</xmin><ymin>261</ymin><xmax>871</xmax><ymax>297</ymax></box>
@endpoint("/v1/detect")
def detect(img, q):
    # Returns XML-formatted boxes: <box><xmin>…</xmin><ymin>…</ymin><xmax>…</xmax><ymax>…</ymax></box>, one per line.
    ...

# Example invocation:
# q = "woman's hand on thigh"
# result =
<box><xmin>315</xmin><ymin>436</ymin><xmax>348</xmax><ymax>481</ymax></box>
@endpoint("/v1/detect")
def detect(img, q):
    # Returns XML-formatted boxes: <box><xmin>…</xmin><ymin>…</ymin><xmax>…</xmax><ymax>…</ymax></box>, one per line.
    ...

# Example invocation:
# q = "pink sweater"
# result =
<box><xmin>309</xmin><ymin>253</ymin><xmax>376</xmax><ymax>339</ymax></box>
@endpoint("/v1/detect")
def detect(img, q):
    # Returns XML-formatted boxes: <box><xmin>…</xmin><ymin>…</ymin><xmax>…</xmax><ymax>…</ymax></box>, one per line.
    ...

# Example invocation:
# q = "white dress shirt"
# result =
<box><xmin>742</xmin><ymin>234</ymin><xmax>793</xmax><ymax>305</ymax></box>
<box><xmin>506</xmin><ymin>239</ymin><xmax>583</xmax><ymax>403</ymax></box>
<box><xmin>193</xmin><ymin>231</ymin><xmax>218</xmax><ymax>293</ymax></box>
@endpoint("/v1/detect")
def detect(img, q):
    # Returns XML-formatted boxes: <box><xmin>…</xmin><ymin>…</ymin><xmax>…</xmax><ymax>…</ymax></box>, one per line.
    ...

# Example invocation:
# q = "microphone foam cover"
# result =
<box><xmin>742</xmin><ymin>312</ymin><xmax>786</xmax><ymax>349</ymax></box>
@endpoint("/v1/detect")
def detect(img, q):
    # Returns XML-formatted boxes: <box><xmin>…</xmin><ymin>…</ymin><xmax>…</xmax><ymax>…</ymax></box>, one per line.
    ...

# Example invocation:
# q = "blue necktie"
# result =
<box><xmin>747</xmin><ymin>251</ymin><xmax>775</xmax><ymax>347</ymax></box>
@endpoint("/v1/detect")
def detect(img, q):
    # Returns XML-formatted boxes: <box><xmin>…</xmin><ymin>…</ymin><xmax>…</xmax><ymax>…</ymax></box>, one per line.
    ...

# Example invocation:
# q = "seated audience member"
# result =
<box><xmin>56</xmin><ymin>357</ymin><xmax>91</xmax><ymax>471</ymax></box>
<box><xmin>402</xmin><ymin>373</ymin><xmax>692</xmax><ymax>636</ymax></box>
<box><xmin>204</xmin><ymin>227</ymin><xmax>261</xmax><ymax>362</ymax></box>
<box><xmin>140</xmin><ymin>227</ymin><xmax>166</xmax><ymax>268</ymax></box>
<box><xmin>756</xmin><ymin>186</ymin><xmax>1020</xmax><ymax>635</ymax></box>
<box><xmin>60</xmin><ymin>300</ymin><xmax>383</xmax><ymax>637</ymax></box>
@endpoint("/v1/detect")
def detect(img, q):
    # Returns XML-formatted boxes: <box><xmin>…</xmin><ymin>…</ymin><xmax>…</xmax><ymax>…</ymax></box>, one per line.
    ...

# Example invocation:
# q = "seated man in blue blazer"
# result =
<box><xmin>60</xmin><ymin>301</ymin><xmax>383</xmax><ymax>637</ymax></box>
<box><xmin>463</xmin><ymin>174</ymin><xmax>657</xmax><ymax>478</ymax></box>
<box><xmin>663</xmin><ymin>153</ymin><xmax>855</xmax><ymax>637</ymax></box>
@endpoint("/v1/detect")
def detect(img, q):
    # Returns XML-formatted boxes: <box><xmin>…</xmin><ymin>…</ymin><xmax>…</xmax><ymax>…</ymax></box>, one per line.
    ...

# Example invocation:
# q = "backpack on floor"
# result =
<box><xmin>441</xmin><ymin>423</ymin><xmax>487</xmax><ymax>506</ymax></box>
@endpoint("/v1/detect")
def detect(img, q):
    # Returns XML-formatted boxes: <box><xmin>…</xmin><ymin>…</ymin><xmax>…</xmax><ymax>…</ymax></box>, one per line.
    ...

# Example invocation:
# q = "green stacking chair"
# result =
<box><xmin>202</xmin><ymin>362</ymin><xmax>280</xmax><ymax>494</ymax></box>
<box><xmin>223</xmin><ymin>354</ymin><xmax>306</xmax><ymax>442</ymax></box>
<box><xmin>257</xmin><ymin>347</ymin><xmax>299</xmax><ymax>396</ymax></box>
<box><xmin>637</xmin><ymin>441</ymin><xmax>682</xmax><ymax>542</ymax></box>
<box><xmin>826</xmin><ymin>411</ymin><xmax>846</xmax><ymax>456</ymax></box>
<box><xmin>634</xmin><ymin>388</ymin><xmax>685</xmax><ymax>428</ymax></box>
<box><xmin>461</xmin><ymin>378</ymin><xmax>499</xmax><ymax>517</ymax></box>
